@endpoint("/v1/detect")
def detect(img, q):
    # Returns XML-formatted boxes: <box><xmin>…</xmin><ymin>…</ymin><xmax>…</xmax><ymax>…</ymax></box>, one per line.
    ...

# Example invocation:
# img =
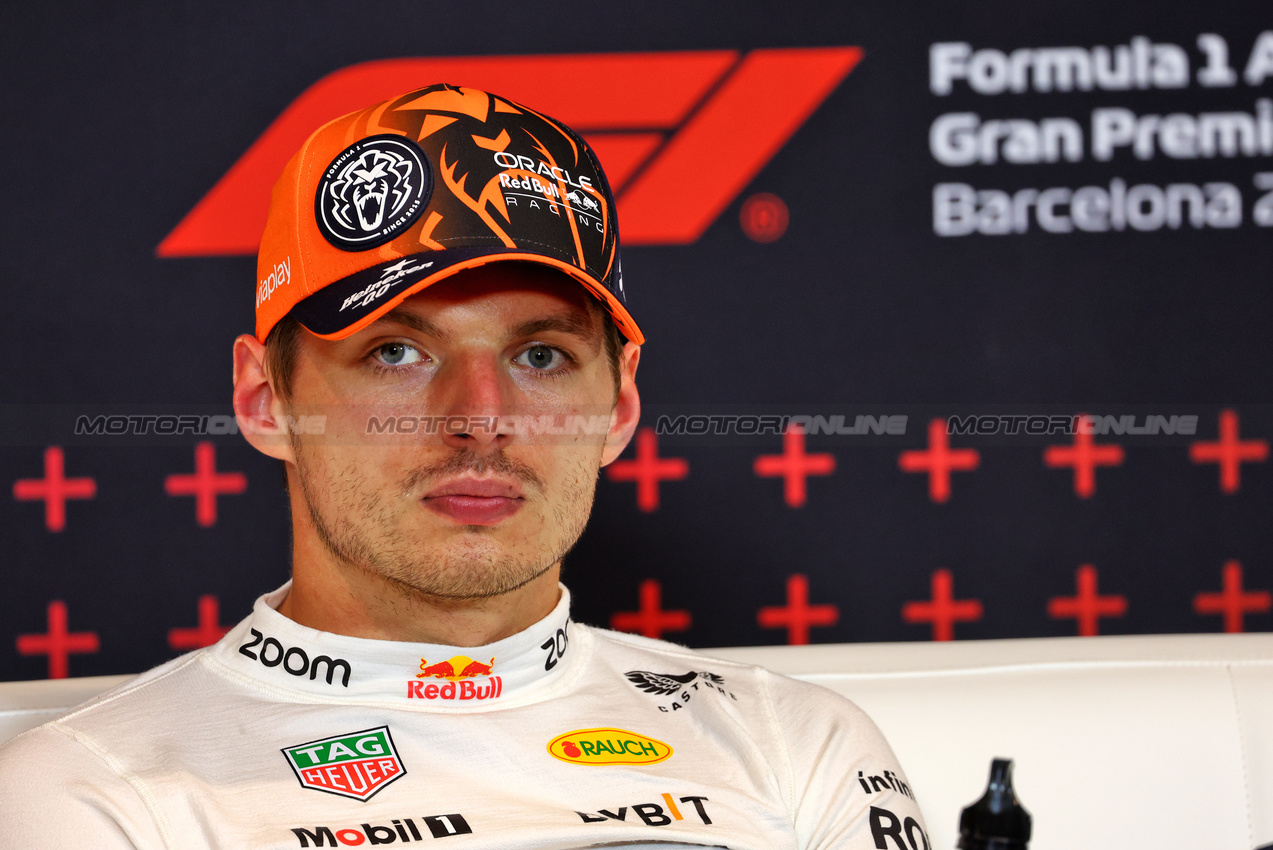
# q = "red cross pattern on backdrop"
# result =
<box><xmin>754</xmin><ymin>424</ymin><xmax>835</xmax><ymax>507</ymax></box>
<box><xmin>898</xmin><ymin>419</ymin><xmax>980</xmax><ymax>503</ymax></box>
<box><xmin>757</xmin><ymin>574</ymin><xmax>840</xmax><ymax>645</ymax></box>
<box><xmin>16</xmin><ymin>601</ymin><xmax>100</xmax><ymax>679</ymax></box>
<box><xmin>1194</xmin><ymin>560</ymin><xmax>1272</xmax><ymax>633</ymax></box>
<box><xmin>164</xmin><ymin>441</ymin><xmax>247</xmax><ymax>526</ymax></box>
<box><xmin>610</xmin><ymin>579</ymin><xmax>692</xmax><ymax>639</ymax></box>
<box><xmin>902</xmin><ymin>568</ymin><xmax>984</xmax><ymax>641</ymax></box>
<box><xmin>1048</xmin><ymin>564</ymin><xmax>1127</xmax><ymax>636</ymax></box>
<box><xmin>12</xmin><ymin>446</ymin><xmax>97</xmax><ymax>532</ymax></box>
<box><xmin>168</xmin><ymin>595</ymin><xmax>233</xmax><ymax>650</ymax></box>
<box><xmin>605</xmin><ymin>427</ymin><xmax>688</xmax><ymax>512</ymax></box>
<box><xmin>1190</xmin><ymin>409</ymin><xmax>1268</xmax><ymax>494</ymax></box>
<box><xmin>1043</xmin><ymin>416</ymin><xmax>1124</xmax><ymax>498</ymax></box>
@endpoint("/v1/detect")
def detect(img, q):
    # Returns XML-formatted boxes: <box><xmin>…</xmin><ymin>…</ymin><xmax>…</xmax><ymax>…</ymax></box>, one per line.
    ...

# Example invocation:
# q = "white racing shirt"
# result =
<box><xmin>0</xmin><ymin>584</ymin><xmax>929</xmax><ymax>849</ymax></box>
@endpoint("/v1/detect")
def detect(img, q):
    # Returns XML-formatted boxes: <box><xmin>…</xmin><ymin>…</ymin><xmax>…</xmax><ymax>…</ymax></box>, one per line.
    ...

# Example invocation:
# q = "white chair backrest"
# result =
<box><xmin>3</xmin><ymin>634</ymin><xmax>1271</xmax><ymax>850</ymax></box>
<box><xmin>708</xmin><ymin>633</ymin><xmax>1273</xmax><ymax>850</ymax></box>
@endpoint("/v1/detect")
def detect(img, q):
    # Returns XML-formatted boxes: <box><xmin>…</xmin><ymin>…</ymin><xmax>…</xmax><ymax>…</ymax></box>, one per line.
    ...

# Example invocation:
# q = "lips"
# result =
<box><xmin>422</xmin><ymin>477</ymin><xmax>524</xmax><ymax>525</ymax></box>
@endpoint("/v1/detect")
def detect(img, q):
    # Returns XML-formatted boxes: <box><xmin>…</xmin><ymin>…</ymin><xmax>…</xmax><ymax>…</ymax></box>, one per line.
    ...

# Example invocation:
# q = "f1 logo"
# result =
<box><xmin>158</xmin><ymin>48</ymin><xmax>861</xmax><ymax>255</ymax></box>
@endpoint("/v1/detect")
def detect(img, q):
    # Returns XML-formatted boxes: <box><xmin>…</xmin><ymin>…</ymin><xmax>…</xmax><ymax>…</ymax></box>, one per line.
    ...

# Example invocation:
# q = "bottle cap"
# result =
<box><xmin>957</xmin><ymin>758</ymin><xmax>1032</xmax><ymax>850</ymax></box>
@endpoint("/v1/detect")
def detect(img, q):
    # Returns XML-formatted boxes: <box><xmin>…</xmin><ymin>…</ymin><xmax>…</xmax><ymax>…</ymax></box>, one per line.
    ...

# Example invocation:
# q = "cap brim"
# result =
<box><xmin>288</xmin><ymin>247</ymin><xmax>644</xmax><ymax>345</ymax></box>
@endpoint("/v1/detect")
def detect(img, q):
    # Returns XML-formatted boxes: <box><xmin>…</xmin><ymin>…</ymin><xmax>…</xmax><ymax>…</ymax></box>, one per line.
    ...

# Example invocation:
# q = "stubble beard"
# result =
<box><xmin>290</xmin><ymin>435</ymin><xmax>599</xmax><ymax>601</ymax></box>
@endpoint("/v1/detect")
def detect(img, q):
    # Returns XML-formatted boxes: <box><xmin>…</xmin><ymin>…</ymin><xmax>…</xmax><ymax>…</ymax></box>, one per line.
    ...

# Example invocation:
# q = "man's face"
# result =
<box><xmin>279</xmin><ymin>264</ymin><xmax>634</xmax><ymax>600</ymax></box>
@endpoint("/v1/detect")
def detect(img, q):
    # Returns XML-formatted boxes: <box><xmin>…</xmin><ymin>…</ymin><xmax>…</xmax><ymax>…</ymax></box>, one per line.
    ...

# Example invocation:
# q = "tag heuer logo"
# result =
<box><xmin>283</xmin><ymin>726</ymin><xmax>406</xmax><ymax>801</ymax></box>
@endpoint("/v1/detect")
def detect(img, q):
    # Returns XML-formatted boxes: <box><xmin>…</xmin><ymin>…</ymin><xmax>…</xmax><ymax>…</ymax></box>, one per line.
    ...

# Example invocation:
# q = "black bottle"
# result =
<box><xmin>957</xmin><ymin>758</ymin><xmax>1032</xmax><ymax>850</ymax></box>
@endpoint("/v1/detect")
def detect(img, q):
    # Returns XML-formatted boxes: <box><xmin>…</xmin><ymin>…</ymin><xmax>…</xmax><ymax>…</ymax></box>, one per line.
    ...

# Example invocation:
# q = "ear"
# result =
<box><xmin>232</xmin><ymin>334</ymin><xmax>295</xmax><ymax>463</ymax></box>
<box><xmin>601</xmin><ymin>342</ymin><xmax>641</xmax><ymax>467</ymax></box>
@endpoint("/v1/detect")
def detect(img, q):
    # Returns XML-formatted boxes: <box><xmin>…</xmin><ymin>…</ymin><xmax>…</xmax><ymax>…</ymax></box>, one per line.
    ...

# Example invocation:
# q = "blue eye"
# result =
<box><xmin>374</xmin><ymin>343</ymin><xmax>422</xmax><ymax>366</ymax></box>
<box><xmin>515</xmin><ymin>345</ymin><xmax>564</xmax><ymax>370</ymax></box>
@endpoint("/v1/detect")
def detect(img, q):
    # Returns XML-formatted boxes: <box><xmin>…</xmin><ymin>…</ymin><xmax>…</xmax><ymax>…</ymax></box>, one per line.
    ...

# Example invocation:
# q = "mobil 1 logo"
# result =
<box><xmin>291</xmin><ymin>813</ymin><xmax>472</xmax><ymax>846</ymax></box>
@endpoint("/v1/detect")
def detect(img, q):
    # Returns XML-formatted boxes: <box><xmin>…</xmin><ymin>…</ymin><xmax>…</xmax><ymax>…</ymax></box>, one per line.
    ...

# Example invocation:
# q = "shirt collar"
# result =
<box><xmin>206</xmin><ymin>582</ymin><xmax>577</xmax><ymax>707</ymax></box>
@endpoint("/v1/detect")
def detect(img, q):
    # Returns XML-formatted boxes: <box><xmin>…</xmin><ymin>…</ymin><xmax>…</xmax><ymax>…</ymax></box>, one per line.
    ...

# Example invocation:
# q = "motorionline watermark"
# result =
<box><xmin>947</xmin><ymin>414</ymin><xmax>1198</xmax><ymax>436</ymax></box>
<box><xmin>74</xmin><ymin>412</ymin><xmax>620</xmax><ymax>440</ymax></box>
<box><xmin>56</xmin><ymin>409</ymin><xmax>1205</xmax><ymax>444</ymax></box>
<box><xmin>73</xmin><ymin>414</ymin><xmax>327</xmax><ymax>436</ymax></box>
<box><xmin>363</xmin><ymin>414</ymin><xmax>615</xmax><ymax>436</ymax></box>
<box><xmin>655</xmin><ymin>414</ymin><xmax>908</xmax><ymax>436</ymax></box>
<box><xmin>365</xmin><ymin>413</ymin><xmax>911</xmax><ymax>437</ymax></box>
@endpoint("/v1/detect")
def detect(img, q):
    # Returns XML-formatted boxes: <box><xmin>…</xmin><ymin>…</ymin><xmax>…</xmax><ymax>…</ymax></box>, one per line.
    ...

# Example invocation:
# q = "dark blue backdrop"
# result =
<box><xmin>3</xmin><ymin>1</ymin><xmax>1271</xmax><ymax>680</ymax></box>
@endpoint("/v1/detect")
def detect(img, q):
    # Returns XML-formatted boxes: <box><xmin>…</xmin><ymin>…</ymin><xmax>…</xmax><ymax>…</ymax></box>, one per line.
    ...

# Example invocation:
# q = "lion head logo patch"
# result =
<box><xmin>315</xmin><ymin>134</ymin><xmax>431</xmax><ymax>251</ymax></box>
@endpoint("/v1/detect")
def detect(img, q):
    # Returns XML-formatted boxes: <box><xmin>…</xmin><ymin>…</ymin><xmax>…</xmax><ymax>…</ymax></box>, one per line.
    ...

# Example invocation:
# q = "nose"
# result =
<box><xmin>435</xmin><ymin>353</ymin><xmax>513</xmax><ymax>452</ymax></box>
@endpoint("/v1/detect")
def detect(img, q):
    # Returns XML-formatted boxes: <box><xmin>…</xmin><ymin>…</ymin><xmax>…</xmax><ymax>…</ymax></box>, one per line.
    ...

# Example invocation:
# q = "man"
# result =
<box><xmin>0</xmin><ymin>84</ymin><xmax>927</xmax><ymax>848</ymax></box>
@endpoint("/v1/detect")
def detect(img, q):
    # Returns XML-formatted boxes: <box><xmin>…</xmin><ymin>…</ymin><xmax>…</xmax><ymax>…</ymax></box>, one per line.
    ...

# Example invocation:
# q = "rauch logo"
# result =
<box><xmin>546</xmin><ymin>727</ymin><xmax>672</xmax><ymax>765</ymax></box>
<box><xmin>283</xmin><ymin>726</ymin><xmax>405</xmax><ymax>802</ymax></box>
<box><xmin>157</xmin><ymin>48</ymin><xmax>861</xmax><ymax>256</ymax></box>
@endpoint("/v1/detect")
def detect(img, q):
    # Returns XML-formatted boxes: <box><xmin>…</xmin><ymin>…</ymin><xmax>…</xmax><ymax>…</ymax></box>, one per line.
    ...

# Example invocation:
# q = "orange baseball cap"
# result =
<box><xmin>255</xmin><ymin>84</ymin><xmax>642</xmax><ymax>345</ymax></box>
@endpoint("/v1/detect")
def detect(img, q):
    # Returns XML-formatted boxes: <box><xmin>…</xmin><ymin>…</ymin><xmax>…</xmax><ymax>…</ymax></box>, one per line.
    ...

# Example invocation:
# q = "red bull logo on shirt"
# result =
<box><xmin>416</xmin><ymin>655</ymin><xmax>495</xmax><ymax>680</ymax></box>
<box><xmin>407</xmin><ymin>655</ymin><xmax>502</xmax><ymax>701</ymax></box>
<box><xmin>283</xmin><ymin>726</ymin><xmax>405</xmax><ymax>802</ymax></box>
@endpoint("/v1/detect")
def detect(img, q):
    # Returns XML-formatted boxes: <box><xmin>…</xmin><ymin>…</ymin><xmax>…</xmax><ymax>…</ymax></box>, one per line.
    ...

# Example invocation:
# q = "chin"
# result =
<box><xmin>393</xmin><ymin>561</ymin><xmax>550</xmax><ymax>601</ymax></box>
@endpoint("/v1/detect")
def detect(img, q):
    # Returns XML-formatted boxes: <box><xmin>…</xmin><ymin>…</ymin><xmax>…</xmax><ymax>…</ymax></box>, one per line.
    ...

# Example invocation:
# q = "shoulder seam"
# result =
<box><xmin>46</xmin><ymin>721</ymin><xmax>176</xmax><ymax>848</ymax></box>
<box><xmin>756</xmin><ymin>668</ymin><xmax>798</xmax><ymax>821</ymax></box>
<box><xmin>583</xmin><ymin>625</ymin><xmax>767</xmax><ymax>670</ymax></box>
<box><xmin>55</xmin><ymin>652</ymin><xmax>204</xmax><ymax>724</ymax></box>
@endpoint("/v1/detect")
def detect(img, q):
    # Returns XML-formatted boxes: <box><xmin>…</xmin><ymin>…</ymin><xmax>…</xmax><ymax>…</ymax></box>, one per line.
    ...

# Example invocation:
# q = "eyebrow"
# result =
<box><xmin>372</xmin><ymin>309</ymin><xmax>449</xmax><ymax>340</ymax></box>
<box><xmin>369</xmin><ymin>307</ymin><xmax>602</xmax><ymax>352</ymax></box>
<box><xmin>511</xmin><ymin>314</ymin><xmax>602</xmax><ymax>352</ymax></box>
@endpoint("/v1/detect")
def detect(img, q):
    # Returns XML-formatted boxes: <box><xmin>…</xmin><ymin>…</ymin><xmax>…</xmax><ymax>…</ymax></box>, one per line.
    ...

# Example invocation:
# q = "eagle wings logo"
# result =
<box><xmin>624</xmin><ymin>670</ymin><xmax>726</xmax><ymax>696</ymax></box>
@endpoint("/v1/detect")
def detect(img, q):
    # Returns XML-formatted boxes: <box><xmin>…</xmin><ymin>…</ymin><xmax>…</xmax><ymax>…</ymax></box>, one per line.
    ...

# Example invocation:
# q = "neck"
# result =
<box><xmin>280</xmin><ymin>513</ymin><xmax>562</xmax><ymax>647</ymax></box>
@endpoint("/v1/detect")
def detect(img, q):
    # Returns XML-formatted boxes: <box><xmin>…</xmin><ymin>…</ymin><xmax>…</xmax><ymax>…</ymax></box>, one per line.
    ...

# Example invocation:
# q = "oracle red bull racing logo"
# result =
<box><xmin>283</xmin><ymin>726</ymin><xmax>405</xmax><ymax>802</ymax></box>
<box><xmin>407</xmin><ymin>655</ymin><xmax>502</xmax><ymax>701</ymax></box>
